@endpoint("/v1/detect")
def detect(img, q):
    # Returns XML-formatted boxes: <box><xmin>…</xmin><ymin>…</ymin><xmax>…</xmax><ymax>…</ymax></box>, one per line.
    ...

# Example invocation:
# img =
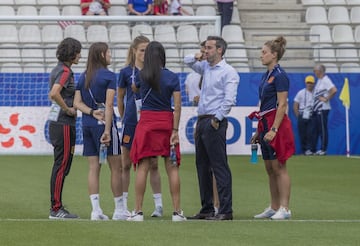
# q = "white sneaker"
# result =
<box><xmin>172</xmin><ymin>210</ymin><xmax>187</xmax><ymax>222</ymax></box>
<box><xmin>214</xmin><ymin>207</ymin><xmax>219</xmax><ymax>216</ymax></box>
<box><xmin>112</xmin><ymin>209</ymin><xmax>128</xmax><ymax>221</ymax></box>
<box><xmin>254</xmin><ymin>207</ymin><xmax>276</xmax><ymax>219</ymax></box>
<box><xmin>304</xmin><ymin>150</ymin><xmax>313</xmax><ymax>156</ymax></box>
<box><xmin>126</xmin><ymin>211</ymin><xmax>144</xmax><ymax>222</ymax></box>
<box><xmin>270</xmin><ymin>207</ymin><xmax>291</xmax><ymax>220</ymax></box>
<box><xmin>316</xmin><ymin>150</ymin><xmax>326</xmax><ymax>156</ymax></box>
<box><xmin>91</xmin><ymin>210</ymin><xmax>109</xmax><ymax>221</ymax></box>
<box><xmin>151</xmin><ymin>206</ymin><xmax>163</xmax><ymax>217</ymax></box>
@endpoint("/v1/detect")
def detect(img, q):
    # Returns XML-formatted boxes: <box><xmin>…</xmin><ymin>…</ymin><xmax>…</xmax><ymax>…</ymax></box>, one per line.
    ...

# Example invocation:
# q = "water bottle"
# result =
<box><xmin>250</xmin><ymin>144</ymin><xmax>258</xmax><ymax>164</ymax></box>
<box><xmin>99</xmin><ymin>143</ymin><xmax>107</xmax><ymax>165</ymax></box>
<box><xmin>170</xmin><ymin>144</ymin><xmax>177</xmax><ymax>166</ymax></box>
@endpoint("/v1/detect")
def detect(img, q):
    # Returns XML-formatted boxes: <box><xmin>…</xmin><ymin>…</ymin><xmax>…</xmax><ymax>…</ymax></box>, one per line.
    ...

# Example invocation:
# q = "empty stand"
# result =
<box><xmin>0</xmin><ymin>63</ymin><xmax>22</xmax><ymax>73</ymax></box>
<box><xmin>321</xmin><ymin>63</ymin><xmax>339</xmax><ymax>72</ymax></box>
<box><xmin>192</xmin><ymin>0</ymin><xmax>215</xmax><ymax>6</ymax></box>
<box><xmin>324</xmin><ymin>0</ymin><xmax>346</xmax><ymax>4</ymax></box>
<box><xmin>182</xmin><ymin>6</ymin><xmax>194</xmax><ymax>16</ymax></box>
<box><xmin>305</xmin><ymin>6</ymin><xmax>328</xmax><ymax>24</ymax></box>
<box><xmin>354</xmin><ymin>25</ymin><xmax>360</xmax><ymax>42</ymax></box>
<box><xmin>221</xmin><ymin>25</ymin><xmax>245</xmax><ymax>45</ymax></box>
<box><xmin>0</xmin><ymin>0</ymin><xmax>14</xmax><ymax>5</ymax></box>
<box><xmin>225</xmin><ymin>46</ymin><xmax>248</xmax><ymax>63</ymax></box>
<box><xmin>131</xmin><ymin>24</ymin><xmax>153</xmax><ymax>41</ymax></box>
<box><xmin>0</xmin><ymin>44</ymin><xmax>21</xmax><ymax>63</ymax></box>
<box><xmin>108</xmin><ymin>6</ymin><xmax>127</xmax><ymax>16</ymax></box>
<box><xmin>42</xmin><ymin>25</ymin><xmax>63</xmax><ymax>43</ymax></box>
<box><xmin>335</xmin><ymin>44</ymin><xmax>359</xmax><ymax>62</ymax></box>
<box><xmin>309</xmin><ymin>25</ymin><xmax>333</xmax><ymax>43</ymax></box>
<box><xmin>109</xmin><ymin>25</ymin><xmax>132</xmax><ymax>45</ymax></box>
<box><xmin>110</xmin><ymin>0</ymin><xmax>128</xmax><ymax>5</ymax></box>
<box><xmin>340</xmin><ymin>62</ymin><xmax>360</xmax><ymax>72</ymax></box>
<box><xmin>64</xmin><ymin>24</ymin><xmax>87</xmax><ymax>43</ymax></box>
<box><xmin>62</xmin><ymin>6</ymin><xmax>82</xmax><ymax>16</ymax></box>
<box><xmin>346</xmin><ymin>0</ymin><xmax>360</xmax><ymax>5</ymax></box>
<box><xmin>17</xmin><ymin>6</ymin><xmax>38</xmax><ymax>16</ymax></box>
<box><xmin>195</xmin><ymin>6</ymin><xmax>217</xmax><ymax>16</ymax></box>
<box><xmin>154</xmin><ymin>25</ymin><xmax>177</xmax><ymax>47</ymax></box>
<box><xmin>59</xmin><ymin>0</ymin><xmax>78</xmax><ymax>5</ymax></box>
<box><xmin>14</xmin><ymin>0</ymin><xmax>36</xmax><ymax>5</ymax></box>
<box><xmin>23</xmin><ymin>63</ymin><xmax>45</xmax><ymax>73</ymax></box>
<box><xmin>21</xmin><ymin>44</ymin><xmax>44</xmax><ymax>63</ymax></box>
<box><xmin>231</xmin><ymin>63</ymin><xmax>250</xmax><ymax>72</ymax></box>
<box><xmin>39</xmin><ymin>6</ymin><xmax>61</xmax><ymax>16</ymax></box>
<box><xmin>37</xmin><ymin>0</ymin><xmax>59</xmax><ymax>5</ymax></box>
<box><xmin>19</xmin><ymin>25</ymin><xmax>42</xmax><ymax>43</ymax></box>
<box><xmin>328</xmin><ymin>6</ymin><xmax>350</xmax><ymax>24</ymax></box>
<box><xmin>166</xmin><ymin>48</ymin><xmax>180</xmax><ymax>63</ymax></box>
<box><xmin>0</xmin><ymin>6</ymin><xmax>15</xmax><ymax>16</ymax></box>
<box><xmin>350</xmin><ymin>7</ymin><xmax>360</xmax><ymax>23</ymax></box>
<box><xmin>176</xmin><ymin>25</ymin><xmax>199</xmax><ymax>47</ymax></box>
<box><xmin>87</xmin><ymin>25</ymin><xmax>109</xmax><ymax>43</ymax></box>
<box><xmin>302</xmin><ymin>0</ymin><xmax>324</xmax><ymax>5</ymax></box>
<box><xmin>198</xmin><ymin>25</ymin><xmax>216</xmax><ymax>42</ymax></box>
<box><xmin>313</xmin><ymin>44</ymin><xmax>336</xmax><ymax>62</ymax></box>
<box><xmin>0</xmin><ymin>25</ymin><xmax>19</xmax><ymax>43</ymax></box>
<box><xmin>231</xmin><ymin>8</ymin><xmax>241</xmax><ymax>24</ymax></box>
<box><xmin>332</xmin><ymin>24</ymin><xmax>355</xmax><ymax>43</ymax></box>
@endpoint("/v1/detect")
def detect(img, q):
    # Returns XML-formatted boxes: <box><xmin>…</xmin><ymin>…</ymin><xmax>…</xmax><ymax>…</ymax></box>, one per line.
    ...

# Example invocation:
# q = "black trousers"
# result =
<box><xmin>195</xmin><ymin>117</ymin><xmax>233</xmax><ymax>215</ymax></box>
<box><xmin>312</xmin><ymin>110</ymin><xmax>329</xmax><ymax>152</ymax></box>
<box><xmin>297</xmin><ymin>114</ymin><xmax>316</xmax><ymax>153</ymax></box>
<box><xmin>217</xmin><ymin>2</ymin><xmax>234</xmax><ymax>30</ymax></box>
<box><xmin>49</xmin><ymin>122</ymin><xmax>75</xmax><ymax>211</ymax></box>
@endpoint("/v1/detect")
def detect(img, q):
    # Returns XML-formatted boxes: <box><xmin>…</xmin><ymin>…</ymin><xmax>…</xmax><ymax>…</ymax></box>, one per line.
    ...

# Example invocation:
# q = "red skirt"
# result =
<box><xmin>130</xmin><ymin>110</ymin><xmax>181</xmax><ymax>167</ymax></box>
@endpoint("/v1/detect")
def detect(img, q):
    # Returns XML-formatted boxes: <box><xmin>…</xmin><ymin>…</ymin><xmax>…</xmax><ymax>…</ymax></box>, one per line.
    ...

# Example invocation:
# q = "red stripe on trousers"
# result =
<box><xmin>54</xmin><ymin>125</ymin><xmax>70</xmax><ymax>210</ymax></box>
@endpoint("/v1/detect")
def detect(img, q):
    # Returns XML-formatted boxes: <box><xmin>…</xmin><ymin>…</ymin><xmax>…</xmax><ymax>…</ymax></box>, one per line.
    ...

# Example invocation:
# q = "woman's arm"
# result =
<box><xmin>170</xmin><ymin>91</ymin><xmax>181</xmax><ymax>145</ymax></box>
<box><xmin>101</xmin><ymin>88</ymin><xmax>116</xmax><ymax>144</ymax></box>
<box><xmin>49</xmin><ymin>84</ymin><xmax>76</xmax><ymax>116</ymax></box>
<box><xmin>117</xmin><ymin>87</ymin><xmax>126</xmax><ymax>119</ymax></box>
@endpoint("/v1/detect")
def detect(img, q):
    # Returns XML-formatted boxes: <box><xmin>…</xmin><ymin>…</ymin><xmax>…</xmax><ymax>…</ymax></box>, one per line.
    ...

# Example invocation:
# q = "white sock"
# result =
<box><xmin>153</xmin><ymin>193</ymin><xmax>163</xmax><ymax>208</ymax></box>
<box><xmin>114</xmin><ymin>196</ymin><xmax>124</xmax><ymax>211</ymax></box>
<box><xmin>90</xmin><ymin>194</ymin><xmax>101</xmax><ymax>211</ymax></box>
<box><xmin>123</xmin><ymin>192</ymin><xmax>128</xmax><ymax>211</ymax></box>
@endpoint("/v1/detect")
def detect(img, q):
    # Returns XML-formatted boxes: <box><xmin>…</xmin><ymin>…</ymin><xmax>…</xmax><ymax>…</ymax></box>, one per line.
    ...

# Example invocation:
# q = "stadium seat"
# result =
<box><xmin>0</xmin><ymin>0</ymin><xmax>14</xmax><ymax>5</ymax></box>
<box><xmin>181</xmin><ymin>0</ymin><xmax>193</xmax><ymax>6</ymax></box>
<box><xmin>231</xmin><ymin>8</ymin><xmax>241</xmax><ymax>24</ymax></box>
<box><xmin>71</xmin><ymin>63</ymin><xmax>86</xmax><ymax>73</ymax></box>
<box><xmin>322</xmin><ymin>63</ymin><xmax>339</xmax><ymax>72</ymax></box>
<box><xmin>182</xmin><ymin>6</ymin><xmax>194</xmax><ymax>16</ymax></box>
<box><xmin>87</xmin><ymin>25</ymin><xmax>109</xmax><ymax>43</ymax></box>
<box><xmin>198</xmin><ymin>25</ymin><xmax>216</xmax><ymax>42</ymax></box>
<box><xmin>332</xmin><ymin>25</ymin><xmax>355</xmax><ymax>43</ymax></box>
<box><xmin>221</xmin><ymin>25</ymin><xmax>245</xmax><ymax>44</ymax></box>
<box><xmin>192</xmin><ymin>0</ymin><xmax>216</xmax><ymax>6</ymax></box>
<box><xmin>328</xmin><ymin>7</ymin><xmax>350</xmax><ymax>24</ymax></box>
<box><xmin>313</xmin><ymin>43</ymin><xmax>336</xmax><ymax>62</ymax></box>
<box><xmin>231</xmin><ymin>63</ymin><xmax>250</xmax><ymax>72</ymax></box>
<box><xmin>0</xmin><ymin>44</ymin><xmax>21</xmax><ymax>63</ymax></box>
<box><xmin>109</xmin><ymin>0</ymin><xmax>127</xmax><ymax>5</ymax></box>
<box><xmin>154</xmin><ymin>25</ymin><xmax>177</xmax><ymax>47</ymax></box>
<box><xmin>324</xmin><ymin>0</ymin><xmax>346</xmax><ymax>4</ymax></box>
<box><xmin>45</xmin><ymin>63</ymin><xmax>58</xmax><ymax>73</ymax></box>
<box><xmin>195</xmin><ymin>6</ymin><xmax>217</xmax><ymax>16</ymax></box>
<box><xmin>350</xmin><ymin>7</ymin><xmax>360</xmax><ymax>23</ymax></box>
<box><xmin>225</xmin><ymin>46</ymin><xmax>248</xmax><ymax>62</ymax></box>
<box><xmin>354</xmin><ymin>25</ymin><xmax>360</xmax><ymax>42</ymax></box>
<box><xmin>62</xmin><ymin>6</ymin><xmax>82</xmax><ymax>16</ymax></box>
<box><xmin>0</xmin><ymin>25</ymin><xmax>19</xmax><ymax>43</ymax></box>
<box><xmin>166</xmin><ymin>48</ymin><xmax>180</xmax><ymax>63</ymax></box>
<box><xmin>340</xmin><ymin>62</ymin><xmax>360</xmax><ymax>72</ymax></box>
<box><xmin>39</xmin><ymin>6</ymin><xmax>61</xmax><ymax>16</ymax></box>
<box><xmin>17</xmin><ymin>6</ymin><xmax>38</xmax><ymax>16</ymax></box>
<box><xmin>301</xmin><ymin>0</ymin><xmax>324</xmax><ymax>5</ymax></box>
<box><xmin>23</xmin><ymin>63</ymin><xmax>45</xmax><ymax>73</ymax></box>
<box><xmin>132</xmin><ymin>24</ymin><xmax>153</xmax><ymax>41</ymax></box>
<box><xmin>37</xmin><ymin>0</ymin><xmax>59</xmax><ymax>5</ymax></box>
<box><xmin>14</xmin><ymin>0</ymin><xmax>36</xmax><ymax>5</ymax></box>
<box><xmin>59</xmin><ymin>0</ymin><xmax>79</xmax><ymax>4</ymax></box>
<box><xmin>108</xmin><ymin>6</ymin><xmax>127</xmax><ymax>16</ymax></box>
<box><xmin>166</xmin><ymin>63</ymin><xmax>182</xmax><ymax>73</ymax></box>
<box><xmin>0</xmin><ymin>63</ymin><xmax>22</xmax><ymax>73</ymax></box>
<box><xmin>64</xmin><ymin>24</ymin><xmax>87</xmax><ymax>43</ymax></box>
<box><xmin>44</xmin><ymin>45</ymin><xmax>58</xmax><ymax>63</ymax></box>
<box><xmin>347</xmin><ymin>0</ymin><xmax>360</xmax><ymax>5</ymax></box>
<box><xmin>109</xmin><ymin>25</ymin><xmax>131</xmax><ymax>45</ymax></box>
<box><xmin>112</xmin><ymin>47</ymin><xmax>128</xmax><ymax>66</ymax></box>
<box><xmin>309</xmin><ymin>25</ymin><xmax>332</xmax><ymax>43</ymax></box>
<box><xmin>19</xmin><ymin>25</ymin><xmax>42</xmax><ymax>43</ymax></box>
<box><xmin>21</xmin><ymin>44</ymin><xmax>44</xmax><ymax>63</ymax></box>
<box><xmin>42</xmin><ymin>25</ymin><xmax>63</xmax><ymax>44</ymax></box>
<box><xmin>305</xmin><ymin>6</ymin><xmax>328</xmax><ymax>24</ymax></box>
<box><xmin>335</xmin><ymin>44</ymin><xmax>359</xmax><ymax>62</ymax></box>
<box><xmin>176</xmin><ymin>25</ymin><xmax>199</xmax><ymax>47</ymax></box>
<box><xmin>0</xmin><ymin>6</ymin><xmax>15</xmax><ymax>16</ymax></box>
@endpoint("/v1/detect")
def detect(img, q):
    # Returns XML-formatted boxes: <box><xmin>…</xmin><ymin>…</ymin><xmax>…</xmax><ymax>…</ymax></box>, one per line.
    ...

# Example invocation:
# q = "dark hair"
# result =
<box><xmin>125</xmin><ymin>35</ymin><xmax>150</xmax><ymax>67</ymax></box>
<box><xmin>56</xmin><ymin>37</ymin><xmax>82</xmax><ymax>62</ymax></box>
<box><xmin>140</xmin><ymin>41</ymin><xmax>165</xmax><ymax>92</ymax></box>
<box><xmin>207</xmin><ymin>36</ymin><xmax>227</xmax><ymax>56</ymax></box>
<box><xmin>200</xmin><ymin>40</ymin><xmax>206</xmax><ymax>47</ymax></box>
<box><xmin>264</xmin><ymin>36</ymin><xmax>287</xmax><ymax>61</ymax></box>
<box><xmin>85</xmin><ymin>42</ymin><xmax>109</xmax><ymax>89</ymax></box>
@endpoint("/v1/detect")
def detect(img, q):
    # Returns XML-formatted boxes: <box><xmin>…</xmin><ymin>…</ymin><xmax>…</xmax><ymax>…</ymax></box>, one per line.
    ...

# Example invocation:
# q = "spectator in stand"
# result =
<box><xmin>128</xmin><ymin>0</ymin><xmax>153</xmax><ymax>15</ymax></box>
<box><xmin>215</xmin><ymin>0</ymin><xmax>234</xmax><ymax>30</ymax></box>
<box><xmin>293</xmin><ymin>75</ymin><xmax>316</xmax><ymax>156</ymax></box>
<box><xmin>170</xmin><ymin>0</ymin><xmax>191</xmax><ymax>15</ymax></box>
<box><xmin>153</xmin><ymin>0</ymin><xmax>169</xmax><ymax>15</ymax></box>
<box><xmin>81</xmin><ymin>0</ymin><xmax>111</xmax><ymax>16</ymax></box>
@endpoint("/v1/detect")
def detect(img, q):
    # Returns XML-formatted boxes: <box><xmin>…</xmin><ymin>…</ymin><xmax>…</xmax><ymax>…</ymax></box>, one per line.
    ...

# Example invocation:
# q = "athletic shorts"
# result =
<box><xmin>259</xmin><ymin>118</ymin><xmax>277</xmax><ymax>161</ymax></box>
<box><xmin>121</xmin><ymin>124</ymin><xmax>136</xmax><ymax>149</ymax></box>
<box><xmin>82</xmin><ymin>123</ymin><xmax>120</xmax><ymax>156</ymax></box>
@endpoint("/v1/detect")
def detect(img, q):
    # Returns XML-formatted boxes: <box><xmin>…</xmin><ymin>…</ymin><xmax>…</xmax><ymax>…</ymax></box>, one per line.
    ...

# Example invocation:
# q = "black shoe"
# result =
<box><xmin>206</xmin><ymin>213</ymin><xmax>233</xmax><ymax>221</ymax></box>
<box><xmin>49</xmin><ymin>207</ymin><xmax>79</xmax><ymax>220</ymax></box>
<box><xmin>187</xmin><ymin>212</ymin><xmax>214</xmax><ymax>220</ymax></box>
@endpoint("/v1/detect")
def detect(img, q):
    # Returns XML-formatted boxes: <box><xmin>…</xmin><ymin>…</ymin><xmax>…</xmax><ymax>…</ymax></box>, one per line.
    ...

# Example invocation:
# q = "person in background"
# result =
<box><xmin>293</xmin><ymin>75</ymin><xmax>316</xmax><ymax>155</ymax></box>
<box><xmin>184</xmin><ymin>36</ymin><xmax>239</xmax><ymax>221</ymax></box>
<box><xmin>127</xmin><ymin>41</ymin><xmax>185</xmax><ymax>222</ymax></box>
<box><xmin>215</xmin><ymin>0</ymin><xmax>234</xmax><ymax>30</ymax></box>
<box><xmin>128</xmin><ymin>0</ymin><xmax>153</xmax><ymax>15</ymax></box>
<box><xmin>250</xmin><ymin>36</ymin><xmax>294</xmax><ymax>220</ymax></box>
<box><xmin>118</xmin><ymin>36</ymin><xmax>164</xmax><ymax>218</ymax></box>
<box><xmin>48</xmin><ymin>37</ymin><xmax>82</xmax><ymax>219</ymax></box>
<box><xmin>312</xmin><ymin>64</ymin><xmax>337</xmax><ymax>156</ymax></box>
<box><xmin>169</xmin><ymin>0</ymin><xmax>191</xmax><ymax>15</ymax></box>
<box><xmin>74</xmin><ymin>42</ymin><xmax>125</xmax><ymax>221</ymax></box>
<box><xmin>153</xmin><ymin>0</ymin><xmax>169</xmax><ymax>15</ymax></box>
<box><xmin>81</xmin><ymin>0</ymin><xmax>111</xmax><ymax>16</ymax></box>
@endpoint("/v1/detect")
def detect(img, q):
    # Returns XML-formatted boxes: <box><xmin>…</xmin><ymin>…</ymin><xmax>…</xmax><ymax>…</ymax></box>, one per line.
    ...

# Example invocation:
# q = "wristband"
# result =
<box><xmin>172</xmin><ymin>128</ymin><xmax>178</xmax><ymax>131</ymax></box>
<box><xmin>90</xmin><ymin>109</ymin><xmax>94</xmax><ymax>116</ymax></box>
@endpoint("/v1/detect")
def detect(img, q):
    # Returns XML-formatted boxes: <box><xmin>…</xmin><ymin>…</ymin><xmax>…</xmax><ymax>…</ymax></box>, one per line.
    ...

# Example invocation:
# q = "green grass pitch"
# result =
<box><xmin>0</xmin><ymin>155</ymin><xmax>359</xmax><ymax>246</ymax></box>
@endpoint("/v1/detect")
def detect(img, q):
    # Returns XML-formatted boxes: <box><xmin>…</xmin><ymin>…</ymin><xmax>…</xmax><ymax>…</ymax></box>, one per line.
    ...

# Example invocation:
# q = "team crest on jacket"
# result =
<box><xmin>267</xmin><ymin>76</ymin><xmax>275</xmax><ymax>83</ymax></box>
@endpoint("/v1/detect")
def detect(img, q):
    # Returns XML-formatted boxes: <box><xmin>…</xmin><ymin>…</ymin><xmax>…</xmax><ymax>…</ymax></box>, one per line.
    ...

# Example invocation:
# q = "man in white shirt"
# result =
<box><xmin>293</xmin><ymin>75</ymin><xmax>316</xmax><ymax>155</ymax></box>
<box><xmin>184</xmin><ymin>36</ymin><xmax>239</xmax><ymax>220</ymax></box>
<box><xmin>312</xmin><ymin>64</ymin><xmax>337</xmax><ymax>155</ymax></box>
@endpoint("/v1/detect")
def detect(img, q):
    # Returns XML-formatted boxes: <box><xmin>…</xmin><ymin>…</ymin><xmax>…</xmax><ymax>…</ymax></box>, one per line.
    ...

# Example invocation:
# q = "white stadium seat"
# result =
<box><xmin>232</xmin><ymin>63</ymin><xmax>250</xmax><ymax>72</ymax></box>
<box><xmin>109</xmin><ymin>25</ymin><xmax>132</xmax><ymax>45</ymax></box>
<box><xmin>231</xmin><ymin>8</ymin><xmax>241</xmax><ymax>24</ymax></box>
<box><xmin>39</xmin><ymin>6</ymin><xmax>60</xmax><ymax>16</ymax></box>
<box><xmin>221</xmin><ymin>25</ymin><xmax>245</xmax><ymax>44</ymax></box>
<box><xmin>19</xmin><ymin>25</ymin><xmax>42</xmax><ymax>43</ymax></box>
<box><xmin>176</xmin><ymin>25</ymin><xmax>199</xmax><ymax>47</ymax></box>
<box><xmin>21</xmin><ymin>44</ymin><xmax>44</xmax><ymax>63</ymax></box>
<box><xmin>17</xmin><ymin>6</ymin><xmax>38</xmax><ymax>16</ymax></box>
<box><xmin>350</xmin><ymin>7</ymin><xmax>360</xmax><ymax>23</ymax></box>
<box><xmin>108</xmin><ymin>6</ymin><xmax>127</xmax><ymax>16</ymax></box>
<box><xmin>62</xmin><ymin>6</ymin><xmax>82</xmax><ymax>16</ymax></box>
<box><xmin>109</xmin><ymin>0</ymin><xmax>127</xmax><ymax>5</ymax></box>
<box><xmin>305</xmin><ymin>6</ymin><xmax>328</xmax><ymax>24</ymax></box>
<box><xmin>354</xmin><ymin>25</ymin><xmax>360</xmax><ymax>42</ymax></box>
<box><xmin>332</xmin><ymin>25</ymin><xmax>355</xmax><ymax>43</ymax></box>
<box><xmin>328</xmin><ymin>6</ymin><xmax>350</xmax><ymax>24</ymax></box>
<box><xmin>335</xmin><ymin>44</ymin><xmax>359</xmax><ymax>62</ymax></box>
<box><xmin>302</xmin><ymin>0</ymin><xmax>324</xmax><ymax>5</ymax></box>
<box><xmin>195</xmin><ymin>6</ymin><xmax>217</xmax><ymax>16</ymax></box>
<box><xmin>309</xmin><ymin>25</ymin><xmax>332</xmax><ymax>43</ymax></box>
<box><xmin>192</xmin><ymin>0</ymin><xmax>215</xmax><ymax>6</ymax></box>
<box><xmin>132</xmin><ymin>24</ymin><xmax>153</xmax><ymax>41</ymax></box>
<box><xmin>347</xmin><ymin>0</ymin><xmax>360</xmax><ymax>5</ymax></box>
<box><xmin>14</xmin><ymin>0</ymin><xmax>36</xmax><ymax>5</ymax></box>
<box><xmin>154</xmin><ymin>25</ymin><xmax>177</xmax><ymax>47</ymax></box>
<box><xmin>182</xmin><ymin>6</ymin><xmax>194</xmax><ymax>16</ymax></box>
<box><xmin>23</xmin><ymin>63</ymin><xmax>45</xmax><ymax>73</ymax></box>
<box><xmin>0</xmin><ymin>25</ymin><xmax>19</xmax><ymax>43</ymax></box>
<box><xmin>42</xmin><ymin>25</ymin><xmax>64</xmax><ymax>44</ymax></box>
<box><xmin>59</xmin><ymin>0</ymin><xmax>79</xmax><ymax>4</ymax></box>
<box><xmin>340</xmin><ymin>62</ymin><xmax>360</xmax><ymax>72</ymax></box>
<box><xmin>0</xmin><ymin>0</ymin><xmax>14</xmax><ymax>5</ymax></box>
<box><xmin>166</xmin><ymin>48</ymin><xmax>180</xmax><ymax>63</ymax></box>
<box><xmin>87</xmin><ymin>25</ymin><xmax>109</xmax><ymax>43</ymax></box>
<box><xmin>64</xmin><ymin>24</ymin><xmax>87</xmax><ymax>43</ymax></box>
<box><xmin>322</xmin><ymin>63</ymin><xmax>339</xmax><ymax>72</ymax></box>
<box><xmin>0</xmin><ymin>63</ymin><xmax>22</xmax><ymax>73</ymax></box>
<box><xmin>324</xmin><ymin>0</ymin><xmax>346</xmax><ymax>4</ymax></box>
<box><xmin>0</xmin><ymin>6</ymin><xmax>15</xmax><ymax>16</ymax></box>
<box><xmin>225</xmin><ymin>46</ymin><xmax>248</xmax><ymax>62</ymax></box>
<box><xmin>44</xmin><ymin>45</ymin><xmax>58</xmax><ymax>63</ymax></box>
<box><xmin>37</xmin><ymin>0</ymin><xmax>59</xmax><ymax>5</ymax></box>
<box><xmin>313</xmin><ymin>44</ymin><xmax>336</xmax><ymax>62</ymax></box>
<box><xmin>199</xmin><ymin>25</ymin><xmax>216</xmax><ymax>42</ymax></box>
<box><xmin>0</xmin><ymin>44</ymin><xmax>21</xmax><ymax>63</ymax></box>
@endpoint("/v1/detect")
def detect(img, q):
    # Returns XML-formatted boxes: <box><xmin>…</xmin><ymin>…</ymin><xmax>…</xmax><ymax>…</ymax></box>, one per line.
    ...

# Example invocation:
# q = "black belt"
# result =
<box><xmin>197</xmin><ymin>114</ymin><xmax>215</xmax><ymax>120</ymax></box>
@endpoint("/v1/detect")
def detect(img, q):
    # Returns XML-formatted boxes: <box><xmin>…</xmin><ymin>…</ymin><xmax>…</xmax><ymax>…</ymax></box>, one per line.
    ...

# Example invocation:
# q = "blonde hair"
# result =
<box><xmin>264</xmin><ymin>36</ymin><xmax>287</xmax><ymax>61</ymax></box>
<box><xmin>125</xmin><ymin>35</ymin><xmax>150</xmax><ymax>67</ymax></box>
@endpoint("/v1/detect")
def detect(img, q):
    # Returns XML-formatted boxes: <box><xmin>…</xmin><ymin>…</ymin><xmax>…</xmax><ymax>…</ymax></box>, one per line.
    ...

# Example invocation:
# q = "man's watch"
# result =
<box><xmin>271</xmin><ymin>127</ymin><xmax>278</xmax><ymax>133</ymax></box>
